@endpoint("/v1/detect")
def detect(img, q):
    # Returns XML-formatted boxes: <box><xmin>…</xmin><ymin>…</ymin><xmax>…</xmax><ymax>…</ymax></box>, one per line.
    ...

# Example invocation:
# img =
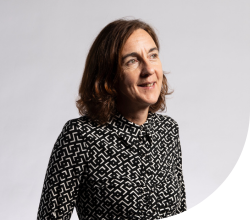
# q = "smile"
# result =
<box><xmin>138</xmin><ymin>82</ymin><xmax>155</xmax><ymax>87</ymax></box>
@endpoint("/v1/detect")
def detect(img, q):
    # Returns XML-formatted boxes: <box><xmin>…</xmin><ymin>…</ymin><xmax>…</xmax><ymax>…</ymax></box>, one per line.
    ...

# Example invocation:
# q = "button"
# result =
<box><xmin>131</xmin><ymin>147</ymin><xmax>137</xmax><ymax>153</ymax></box>
<box><xmin>121</xmin><ymin>152</ymin><xmax>127</xmax><ymax>157</ymax></box>
<box><xmin>130</xmin><ymin>173</ymin><xmax>136</xmax><ymax>179</ymax></box>
<box><xmin>133</xmin><ymin>158</ymin><xmax>139</xmax><ymax>164</ymax></box>
<box><xmin>140</xmin><ymin>151</ymin><xmax>145</xmax><ymax>157</ymax></box>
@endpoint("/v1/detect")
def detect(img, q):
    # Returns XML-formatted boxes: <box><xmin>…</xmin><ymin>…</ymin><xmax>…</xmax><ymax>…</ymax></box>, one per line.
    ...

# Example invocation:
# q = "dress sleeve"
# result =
<box><xmin>37</xmin><ymin>120</ymin><xmax>87</xmax><ymax>220</ymax></box>
<box><xmin>174</xmin><ymin>123</ymin><xmax>187</xmax><ymax>213</ymax></box>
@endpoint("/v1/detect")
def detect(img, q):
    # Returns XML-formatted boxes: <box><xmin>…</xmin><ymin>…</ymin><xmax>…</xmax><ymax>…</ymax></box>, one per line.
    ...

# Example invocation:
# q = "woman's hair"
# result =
<box><xmin>76</xmin><ymin>18</ymin><xmax>173</xmax><ymax>124</ymax></box>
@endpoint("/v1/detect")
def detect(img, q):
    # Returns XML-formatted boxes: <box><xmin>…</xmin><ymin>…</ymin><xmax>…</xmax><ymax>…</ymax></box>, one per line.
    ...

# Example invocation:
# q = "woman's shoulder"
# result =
<box><xmin>64</xmin><ymin>115</ymin><xmax>89</xmax><ymax>126</ymax></box>
<box><xmin>62</xmin><ymin>115</ymin><xmax>89</xmax><ymax>132</ymax></box>
<box><xmin>154</xmin><ymin>113</ymin><xmax>179</xmax><ymax>128</ymax></box>
<box><xmin>153</xmin><ymin>113</ymin><xmax>180</xmax><ymax>138</ymax></box>
<box><xmin>62</xmin><ymin>115</ymin><xmax>104</xmax><ymax>135</ymax></box>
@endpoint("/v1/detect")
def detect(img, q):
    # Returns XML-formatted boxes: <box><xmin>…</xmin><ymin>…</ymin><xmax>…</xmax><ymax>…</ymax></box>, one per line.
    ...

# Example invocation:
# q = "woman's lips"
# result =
<box><xmin>138</xmin><ymin>82</ymin><xmax>155</xmax><ymax>87</ymax></box>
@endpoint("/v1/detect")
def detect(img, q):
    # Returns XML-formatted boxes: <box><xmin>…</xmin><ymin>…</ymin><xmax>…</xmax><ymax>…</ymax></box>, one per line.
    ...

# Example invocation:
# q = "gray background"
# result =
<box><xmin>0</xmin><ymin>0</ymin><xmax>249</xmax><ymax>219</ymax></box>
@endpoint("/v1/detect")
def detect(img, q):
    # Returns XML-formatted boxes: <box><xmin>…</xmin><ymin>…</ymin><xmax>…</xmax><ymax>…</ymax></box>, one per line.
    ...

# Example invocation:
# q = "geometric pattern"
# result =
<box><xmin>37</xmin><ymin>112</ymin><xmax>186</xmax><ymax>220</ymax></box>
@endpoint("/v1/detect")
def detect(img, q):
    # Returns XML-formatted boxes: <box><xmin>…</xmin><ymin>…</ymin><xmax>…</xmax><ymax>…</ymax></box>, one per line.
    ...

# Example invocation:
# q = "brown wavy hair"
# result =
<box><xmin>76</xmin><ymin>18</ymin><xmax>173</xmax><ymax>124</ymax></box>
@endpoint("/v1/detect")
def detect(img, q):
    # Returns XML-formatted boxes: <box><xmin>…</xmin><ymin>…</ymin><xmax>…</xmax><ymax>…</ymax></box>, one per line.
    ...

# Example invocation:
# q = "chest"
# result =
<box><xmin>83</xmin><ymin>128</ymin><xmax>178</xmax><ymax>185</ymax></box>
<box><xmin>77</xmin><ymin>122</ymin><xmax>181</xmax><ymax>219</ymax></box>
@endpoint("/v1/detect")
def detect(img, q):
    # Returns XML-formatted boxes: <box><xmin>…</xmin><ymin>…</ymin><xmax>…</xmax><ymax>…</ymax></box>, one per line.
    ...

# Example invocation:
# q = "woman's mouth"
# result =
<box><xmin>138</xmin><ymin>82</ymin><xmax>155</xmax><ymax>87</ymax></box>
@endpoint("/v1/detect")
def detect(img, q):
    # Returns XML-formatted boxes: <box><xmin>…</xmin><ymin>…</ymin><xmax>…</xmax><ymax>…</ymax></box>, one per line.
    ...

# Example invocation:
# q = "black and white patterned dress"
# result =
<box><xmin>37</xmin><ymin>112</ymin><xmax>186</xmax><ymax>220</ymax></box>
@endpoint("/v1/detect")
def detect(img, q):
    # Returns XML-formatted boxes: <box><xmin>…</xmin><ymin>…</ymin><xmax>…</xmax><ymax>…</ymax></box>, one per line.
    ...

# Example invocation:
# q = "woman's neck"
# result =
<box><xmin>116</xmin><ymin>104</ymin><xmax>149</xmax><ymax>126</ymax></box>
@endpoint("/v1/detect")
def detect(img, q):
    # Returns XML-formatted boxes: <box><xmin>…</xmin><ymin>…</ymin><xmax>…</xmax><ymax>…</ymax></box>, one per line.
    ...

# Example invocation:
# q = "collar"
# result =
<box><xmin>107</xmin><ymin>111</ymin><xmax>155</xmax><ymax>146</ymax></box>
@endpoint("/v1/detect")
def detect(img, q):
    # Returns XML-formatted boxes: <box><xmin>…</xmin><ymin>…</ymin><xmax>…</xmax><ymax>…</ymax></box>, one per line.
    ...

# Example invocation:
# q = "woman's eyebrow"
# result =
<box><xmin>148</xmin><ymin>47</ymin><xmax>158</xmax><ymax>53</ymax></box>
<box><xmin>122</xmin><ymin>47</ymin><xmax>158</xmax><ymax>61</ymax></box>
<box><xmin>122</xmin><ymin>52</ymin><xmax>138</xmax><ymax>61</ymax></box>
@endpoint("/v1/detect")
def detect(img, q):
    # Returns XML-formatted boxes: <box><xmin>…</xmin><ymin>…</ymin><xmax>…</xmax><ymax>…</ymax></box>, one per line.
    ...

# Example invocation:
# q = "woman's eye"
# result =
<box><xmin>150</xmin><ymin>53</ymin><xmax>158</xmax><ymax>59</ymax></box>
<box><xmin>127</xmin><ymin>59</ymin><xmax>137</xmax><ymax>65</ymax></box>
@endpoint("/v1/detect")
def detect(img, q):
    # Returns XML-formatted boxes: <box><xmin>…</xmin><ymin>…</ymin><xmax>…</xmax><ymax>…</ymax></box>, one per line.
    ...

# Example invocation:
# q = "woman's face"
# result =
<box><xmin>117</xmin><ymin>28</ymin><xmax>163</xmax><ymax>110</ymax></box>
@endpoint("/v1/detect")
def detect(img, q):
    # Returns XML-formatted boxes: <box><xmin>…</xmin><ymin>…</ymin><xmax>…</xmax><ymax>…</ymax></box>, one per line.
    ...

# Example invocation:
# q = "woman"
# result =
<box><xmin>37</xmin><ymin>19</ymin><xmax>186</xmax><ymax>220</ymax></box>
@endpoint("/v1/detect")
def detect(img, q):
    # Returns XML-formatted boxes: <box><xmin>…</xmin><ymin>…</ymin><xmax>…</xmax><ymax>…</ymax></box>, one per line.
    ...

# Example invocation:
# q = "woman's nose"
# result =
<box><xmin>140</xmin><ymin>61</ymin><xmax>155</xmax><ymax>77</ymax></box>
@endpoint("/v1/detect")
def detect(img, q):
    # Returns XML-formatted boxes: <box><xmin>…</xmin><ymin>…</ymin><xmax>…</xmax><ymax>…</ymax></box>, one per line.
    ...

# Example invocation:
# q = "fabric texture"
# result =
<box><xmin>37</xmin><ymin>112</ymin><xmax>186</xmax><ymax>220</ymax></box>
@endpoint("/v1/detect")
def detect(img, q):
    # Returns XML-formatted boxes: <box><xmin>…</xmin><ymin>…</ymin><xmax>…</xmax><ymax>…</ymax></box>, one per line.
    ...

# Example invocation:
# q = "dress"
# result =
<box><xmin>37</xmin><ymin>112</ymin><xmax>186</xmax><ymax>220</ymax></box>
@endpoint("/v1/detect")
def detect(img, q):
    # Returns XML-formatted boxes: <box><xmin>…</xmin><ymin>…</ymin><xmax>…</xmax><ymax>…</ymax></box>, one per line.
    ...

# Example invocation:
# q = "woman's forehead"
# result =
<box><xmin>122</xmin><ymin>29</ymin><xmax>157</xmax><ymax>56</ymax></box>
